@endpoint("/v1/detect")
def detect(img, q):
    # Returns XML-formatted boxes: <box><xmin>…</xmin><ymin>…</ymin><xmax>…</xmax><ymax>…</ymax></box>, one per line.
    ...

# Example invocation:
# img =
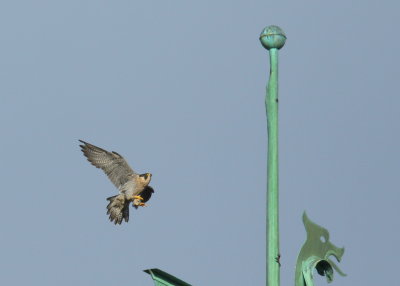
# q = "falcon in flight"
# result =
<box><xmin>79</xmin><ymin>140</ymin><xmax>154</xmax><ymax>224</ymax></box>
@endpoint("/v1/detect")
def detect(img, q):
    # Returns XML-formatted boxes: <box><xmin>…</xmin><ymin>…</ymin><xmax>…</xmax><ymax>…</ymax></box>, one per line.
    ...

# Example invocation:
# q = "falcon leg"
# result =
<box><xmin>133</xmin><ymin>198</ymin><xmax>147</xmax><ymax>207</ymax></box>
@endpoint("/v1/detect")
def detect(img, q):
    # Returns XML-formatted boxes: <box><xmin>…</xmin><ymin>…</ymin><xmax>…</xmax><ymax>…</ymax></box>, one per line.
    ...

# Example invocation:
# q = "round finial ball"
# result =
<box><xmin>259</xmin><ymin>25</ymin><xmax>286</xmax><ymax>50</ymax></box>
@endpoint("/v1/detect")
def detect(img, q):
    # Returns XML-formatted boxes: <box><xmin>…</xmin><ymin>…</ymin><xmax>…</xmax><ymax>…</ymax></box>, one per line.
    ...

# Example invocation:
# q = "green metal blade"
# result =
<box><xmin>144</xmin><ymin>268</ymin><xmax>192</xmax><ymax>286</ymax></box>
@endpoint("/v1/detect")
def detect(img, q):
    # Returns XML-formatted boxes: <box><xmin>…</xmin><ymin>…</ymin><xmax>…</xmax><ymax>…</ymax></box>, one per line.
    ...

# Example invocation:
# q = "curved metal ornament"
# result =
<box><xmin>295</xmin><ymin>212</ymin><xmax>346</xmax><ymax>286</ymax></box>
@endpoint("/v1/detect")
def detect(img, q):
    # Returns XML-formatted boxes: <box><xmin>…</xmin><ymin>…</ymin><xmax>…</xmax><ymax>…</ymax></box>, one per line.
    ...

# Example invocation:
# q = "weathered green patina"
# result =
<box><xmin>260</xmin><ymin>25</ymin><xmax>286</xmax><ymax>286</ymax></box>
<box><xmin>295</xmin><ymin>213</ymin><xmax>346</xmax><ymax>286</ymax></box>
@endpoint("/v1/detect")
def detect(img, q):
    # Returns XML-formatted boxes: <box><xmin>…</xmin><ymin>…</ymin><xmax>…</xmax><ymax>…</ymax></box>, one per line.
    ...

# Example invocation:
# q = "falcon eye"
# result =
<box><xmin>140</xmin><ymin>173</ymin><xmax>149</xmax><ymax>180</ymax></box>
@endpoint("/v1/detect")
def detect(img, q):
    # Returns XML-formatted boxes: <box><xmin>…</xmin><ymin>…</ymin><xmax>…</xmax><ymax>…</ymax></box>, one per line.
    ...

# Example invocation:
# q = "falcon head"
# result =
<box><xmin>139</xmin><ymin>172</ymin><xmax>152</xmax><ymax>185</ymax></box>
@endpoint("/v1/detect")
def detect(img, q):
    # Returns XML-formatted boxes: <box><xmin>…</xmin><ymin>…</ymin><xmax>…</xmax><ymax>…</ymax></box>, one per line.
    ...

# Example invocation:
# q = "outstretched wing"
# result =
<box><xmin>79</xmin><ymin>140</ymin><xmax>135</xmax><ymax>188</ymax></box>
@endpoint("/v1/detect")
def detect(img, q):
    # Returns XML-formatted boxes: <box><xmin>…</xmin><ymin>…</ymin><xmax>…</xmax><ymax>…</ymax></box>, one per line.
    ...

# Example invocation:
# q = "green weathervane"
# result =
<box><xmin>260</xmin><ymin>25</ymin><xmax>346</xmax><ymax>286</ymax></box>
<box><xmin>144</xmin><ymin>25</ymin><xmax>346</xmax><ymax>286</ymax></box>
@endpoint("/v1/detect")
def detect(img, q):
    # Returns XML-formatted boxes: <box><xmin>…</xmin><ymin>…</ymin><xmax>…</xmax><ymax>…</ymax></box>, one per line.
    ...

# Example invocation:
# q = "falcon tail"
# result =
<box><xmin>106</xmin><ymin>195</ymin><xmax>130</xmax><ymax>225</ymax></box>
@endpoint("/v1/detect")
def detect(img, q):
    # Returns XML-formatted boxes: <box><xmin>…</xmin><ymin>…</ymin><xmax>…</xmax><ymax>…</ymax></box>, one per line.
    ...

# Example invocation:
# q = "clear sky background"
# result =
<box><xmin>0</xmin><ymin>1</ymin><xmax>398</xmax><ymax>285</ymax></box>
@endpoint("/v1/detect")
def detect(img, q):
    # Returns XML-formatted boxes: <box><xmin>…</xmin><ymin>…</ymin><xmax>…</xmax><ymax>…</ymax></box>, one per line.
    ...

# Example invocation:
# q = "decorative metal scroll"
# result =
<box><xmin>295</xmin><ymin>212</ymin><xmax>346</xmax><ymax>286</ymax></box>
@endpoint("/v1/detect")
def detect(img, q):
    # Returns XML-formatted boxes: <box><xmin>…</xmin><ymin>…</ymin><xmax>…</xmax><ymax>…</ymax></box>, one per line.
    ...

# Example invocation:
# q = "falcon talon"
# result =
<box><xmin>79</xmin><ymin>140</ymin><xmax>155</xmax><ymax>225</ymax></box>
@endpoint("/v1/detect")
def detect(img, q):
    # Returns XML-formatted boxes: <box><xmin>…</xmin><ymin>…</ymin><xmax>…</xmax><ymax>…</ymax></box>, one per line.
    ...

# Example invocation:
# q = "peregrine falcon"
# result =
<box><xmin>79</xmin><ymin>140</ymin><xmax>154</xmax><ymax>224</ymax></box>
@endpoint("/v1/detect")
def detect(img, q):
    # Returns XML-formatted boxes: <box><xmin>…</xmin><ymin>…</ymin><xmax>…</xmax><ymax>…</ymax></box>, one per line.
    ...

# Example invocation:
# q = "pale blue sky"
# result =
<box><xmin>0</xmin><ymin>1</ymin><xmax>399</xmax><ymax>285</ymax></box>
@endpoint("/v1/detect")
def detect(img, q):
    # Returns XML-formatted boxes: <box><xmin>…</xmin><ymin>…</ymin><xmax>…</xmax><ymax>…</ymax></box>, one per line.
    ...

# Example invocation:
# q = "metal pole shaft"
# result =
<box><xmin>259</xmin><ymin>25</ymin><xmax>286</xmax><ymax>286</ymax></box>
<box><xmin>266</xmin><ymin>47</ymin><xmax>280</xmax><ymax>286</ymax></box>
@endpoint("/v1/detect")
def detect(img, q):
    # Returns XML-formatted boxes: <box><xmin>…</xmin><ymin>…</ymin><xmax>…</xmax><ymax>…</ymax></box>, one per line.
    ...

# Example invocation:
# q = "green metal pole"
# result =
<box><xmin>259</xmin><ymin>25</ymin><xmax>286</xmax><ymax>286</ymax></box>
<box><xmin>266</xmin><ymin>46</ymin><xmax>280</xmax><ymax>286</ymax></box>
